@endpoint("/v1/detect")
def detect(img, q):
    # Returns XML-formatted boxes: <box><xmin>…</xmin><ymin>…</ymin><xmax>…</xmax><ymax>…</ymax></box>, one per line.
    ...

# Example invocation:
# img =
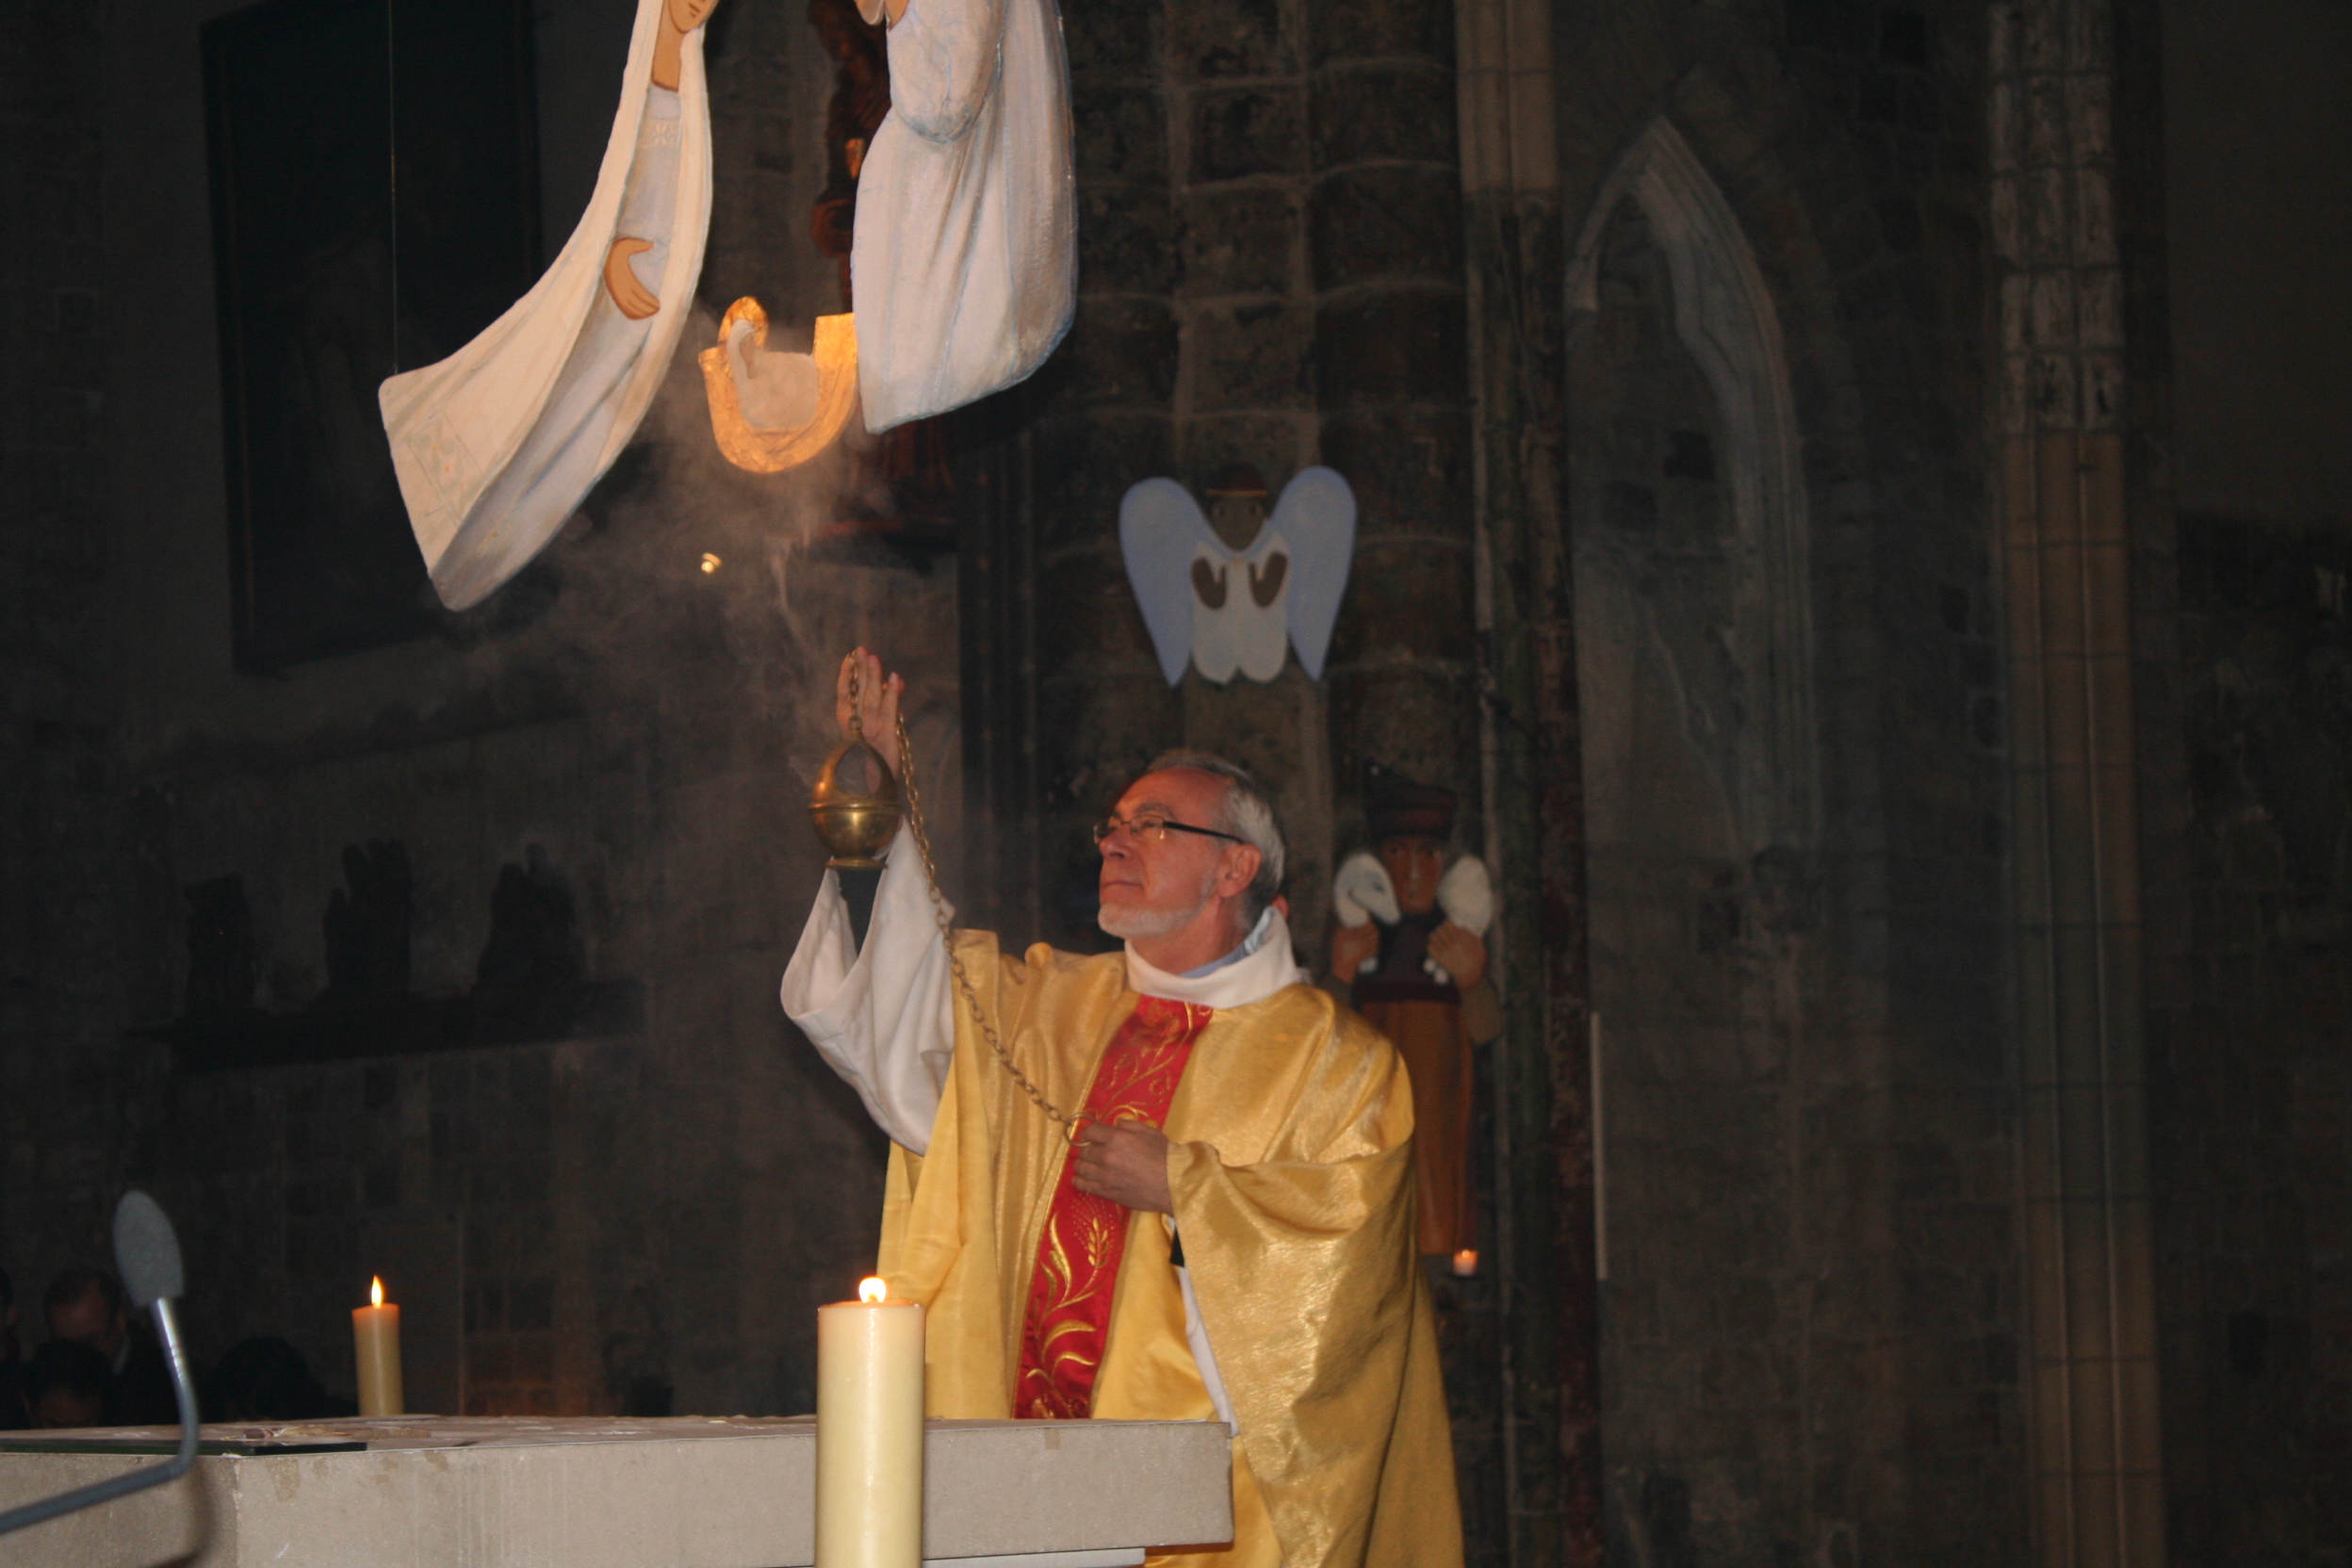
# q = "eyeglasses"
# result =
<box><xmin>1092</xmin><ymin>812</ymin><xmax>1248</xmax><ymax>848</ymax></box>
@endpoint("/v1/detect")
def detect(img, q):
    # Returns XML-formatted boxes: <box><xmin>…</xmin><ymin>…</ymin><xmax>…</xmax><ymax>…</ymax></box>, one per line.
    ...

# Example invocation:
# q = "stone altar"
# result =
<box><xmin>0</xmin><ymin>1415</ymin><xmax>1233</xmax><ymax>1568</ymax></box>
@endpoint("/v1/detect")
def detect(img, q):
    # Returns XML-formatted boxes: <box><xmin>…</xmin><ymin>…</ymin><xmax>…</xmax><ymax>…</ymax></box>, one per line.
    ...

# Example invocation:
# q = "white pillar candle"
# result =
<box><xmin>816</xmin><ymin>1278</ymin><xmax>925</xmax><ymax>1568</ymax></box>
<box><xmin>352</xmin><ymin>1276</ymin><xmax>404</xmax><ymax>1416</ymax></box>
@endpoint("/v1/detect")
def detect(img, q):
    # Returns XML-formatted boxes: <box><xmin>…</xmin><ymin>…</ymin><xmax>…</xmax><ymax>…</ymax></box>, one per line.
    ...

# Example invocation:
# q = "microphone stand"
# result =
<box><xmin>0</xmin><ymin>1200</ymin><xmax>204</xmax><ymax>1538</ymax></box>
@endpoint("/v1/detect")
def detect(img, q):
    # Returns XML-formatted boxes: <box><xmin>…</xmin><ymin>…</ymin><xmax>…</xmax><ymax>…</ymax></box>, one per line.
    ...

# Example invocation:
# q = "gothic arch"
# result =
<box><xmin>1567</xmin><ymin>116</ymin><xmax>1818</xmax><ymax>850</ymax></box>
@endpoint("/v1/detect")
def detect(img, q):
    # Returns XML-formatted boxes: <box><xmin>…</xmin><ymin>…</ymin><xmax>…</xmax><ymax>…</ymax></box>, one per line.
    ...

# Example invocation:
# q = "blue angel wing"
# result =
<box><xmin>1119</xmin><ymin>478</ymin><xmax>1217</xmax><ymax>686</ymax></box>
<box><xmin>1273</xmin><ymin>466</ymin><xmax>1357</xmax><ymax>679</ymax></box>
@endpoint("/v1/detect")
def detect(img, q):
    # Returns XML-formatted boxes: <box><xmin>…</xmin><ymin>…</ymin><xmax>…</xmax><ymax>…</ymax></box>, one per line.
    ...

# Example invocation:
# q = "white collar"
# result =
<box><xmin>1182</xmin><ymin>905</ymin><xmax>1276</xmax><ymax>977</ymax></box>
<box><xmin>1124</xmin><ymin>908</ymin><xmax>1311</xmax><ymax>1010</ymax></box>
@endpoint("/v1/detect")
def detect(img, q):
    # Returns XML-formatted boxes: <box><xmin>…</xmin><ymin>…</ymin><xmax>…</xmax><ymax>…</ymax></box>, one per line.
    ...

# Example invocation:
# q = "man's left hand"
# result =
<box><xmin>1072</xmin><ymin>1119</ymin><xmax>1173</xmax><ymax>1214</ymax></box>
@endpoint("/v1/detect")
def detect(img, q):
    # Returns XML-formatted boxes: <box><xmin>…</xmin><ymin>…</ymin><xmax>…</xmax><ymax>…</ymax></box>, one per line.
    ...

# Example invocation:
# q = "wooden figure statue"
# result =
<box><xmin>1329</xmin><ymin>771</ymin><xmax>1502</xmax><ymax>1272</ymax></box>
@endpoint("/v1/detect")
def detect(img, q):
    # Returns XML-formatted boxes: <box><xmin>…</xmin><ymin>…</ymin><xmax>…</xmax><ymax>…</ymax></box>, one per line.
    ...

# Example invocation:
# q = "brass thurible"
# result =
<box><xmin>808</xmin><ymin>710</ymin><xmax>901</xmax><ymax>870</ymax></box>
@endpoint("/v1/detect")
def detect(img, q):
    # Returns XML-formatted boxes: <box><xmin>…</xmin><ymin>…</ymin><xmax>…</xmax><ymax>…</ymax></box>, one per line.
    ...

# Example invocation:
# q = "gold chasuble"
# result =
<box><xmin>877</xmin><ymin>932</ymin><xmax>1462</xmax><ymax>1568</ymax></box>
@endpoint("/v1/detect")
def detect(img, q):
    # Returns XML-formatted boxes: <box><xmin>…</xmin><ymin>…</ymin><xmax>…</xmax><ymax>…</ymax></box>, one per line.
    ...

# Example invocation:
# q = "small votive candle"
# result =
<box><xmin>815</xmin><ymin>1277</ymin><xmax>924</xmax><ymax>1568</ymax></box>
<box><xmin>352</xmin><ymin>1276</ymin><xmax>404</xmax><ymax>1416</ymax></box>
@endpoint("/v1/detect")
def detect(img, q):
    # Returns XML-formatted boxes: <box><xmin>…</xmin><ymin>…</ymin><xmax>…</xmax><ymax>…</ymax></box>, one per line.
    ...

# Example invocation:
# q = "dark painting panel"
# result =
<box><xmin>204</xmin><ymin>0</ymin><xmax>538</xmax><ymax>673</ymax></box>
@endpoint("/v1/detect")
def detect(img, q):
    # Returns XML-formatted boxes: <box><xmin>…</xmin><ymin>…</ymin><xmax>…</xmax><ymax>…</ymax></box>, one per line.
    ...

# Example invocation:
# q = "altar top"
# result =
<box><xmin>0</xmin><ymin>1414</ymin><xmax>1233</xmax><ymax>1568</ymax></box>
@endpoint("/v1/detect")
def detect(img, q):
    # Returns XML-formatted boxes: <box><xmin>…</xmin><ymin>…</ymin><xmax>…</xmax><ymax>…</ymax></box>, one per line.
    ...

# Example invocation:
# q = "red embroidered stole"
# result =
<box><xmin>1013</xmin><ymin>995</ymin><xmax>1212</xmax><ymax>1419</ymax></box>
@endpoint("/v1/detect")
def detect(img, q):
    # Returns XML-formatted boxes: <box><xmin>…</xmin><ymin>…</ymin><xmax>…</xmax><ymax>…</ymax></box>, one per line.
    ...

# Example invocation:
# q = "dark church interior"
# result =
<box><xmin>2</xmin><ymin>0</ymin><xmax>2347</xmax><ymax>1561</ymax></box>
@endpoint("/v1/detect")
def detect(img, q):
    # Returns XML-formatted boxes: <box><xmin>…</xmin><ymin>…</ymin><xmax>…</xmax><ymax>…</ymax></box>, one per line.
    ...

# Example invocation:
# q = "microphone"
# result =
<box><xmin>0</xmin><ymin>1191</ymin><xmax>204</xmax><ymax>1537</ymax></box>
<box><xmin>113</xmin><ymin>1192</ymin><xmax>184</xmax><ymax>1310</ymax></box>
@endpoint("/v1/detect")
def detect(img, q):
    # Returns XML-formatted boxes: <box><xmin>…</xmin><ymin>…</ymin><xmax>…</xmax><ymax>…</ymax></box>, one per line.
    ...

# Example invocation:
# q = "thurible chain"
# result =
<box><xmin>891</xmin><ymin>710</ymin><xmax>1080</xmax><ymax>1133</ymax></box>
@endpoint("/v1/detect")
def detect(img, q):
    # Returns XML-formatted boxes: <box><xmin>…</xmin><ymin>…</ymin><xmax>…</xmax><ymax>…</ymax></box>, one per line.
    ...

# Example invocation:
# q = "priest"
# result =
<box><xmin>782</xmin><ymin>650</ymin><xmax>1462</xmax><ymax>1568</ymax></box>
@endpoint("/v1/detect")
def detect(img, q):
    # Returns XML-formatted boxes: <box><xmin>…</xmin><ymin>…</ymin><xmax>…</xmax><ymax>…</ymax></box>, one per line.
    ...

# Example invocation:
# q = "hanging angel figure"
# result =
<box><xmin>702</xmin><ymin>0</ymin><xmax>1077</xmax><ymax>472</ymax></box>
<box><xmin>1328</xmin><ymin>767</ymin><xmax>1502</xmax><ymax>1274</ymax></box>
<box><xmin>381</xmin><ymin>0</ymin><xmax>1077</xmax><ymax>605</ymax></box>
<box><xmin>1119</xmin><ymin>464</ymin><xmax>1356</xmax><ymax>685</ymax></box>
<box><xmin>379</xmin><ymin>0</ymin><xmax>722</xmax><ymax>610</ymax></box>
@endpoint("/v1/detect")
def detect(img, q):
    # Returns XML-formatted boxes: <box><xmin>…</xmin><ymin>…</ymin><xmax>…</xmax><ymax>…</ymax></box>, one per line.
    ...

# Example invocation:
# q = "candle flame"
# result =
<box><xmin>370</xmin><ymin>1276</ymin><xmax>384</xmax><ymax>1307</ymax></box>
<box><xmin>858</xmin><ymin>1276</ymin><xmax>888</xmax><ymax>1304</ymax></box>
<box><xmin>1450</xmin><ymin>1250</ymin><xmax>1478</xmax><ymax>1278</ymax></box>
<box><xmin>700</xmin><ymin>552</ymin><xmax>722</xmax><ymax>574</ymax></box>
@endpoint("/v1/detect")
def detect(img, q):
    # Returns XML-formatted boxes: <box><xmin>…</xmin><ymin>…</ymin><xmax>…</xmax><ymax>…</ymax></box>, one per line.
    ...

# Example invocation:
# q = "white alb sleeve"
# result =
<box><xmin>779</xmin><ymin>825</ymin><xmax>956</xmax><ymax>1153</ymax></box>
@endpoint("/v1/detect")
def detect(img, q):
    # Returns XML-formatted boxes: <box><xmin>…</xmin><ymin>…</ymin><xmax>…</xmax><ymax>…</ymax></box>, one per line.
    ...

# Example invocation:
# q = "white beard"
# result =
<box><xmin>1098</xmin><ymin>865</ymin><xmax>1220</xmax><ymax>940</ymax></box>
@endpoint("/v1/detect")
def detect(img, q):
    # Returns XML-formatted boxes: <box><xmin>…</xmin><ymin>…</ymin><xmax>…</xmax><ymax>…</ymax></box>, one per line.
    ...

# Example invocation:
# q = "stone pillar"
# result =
<box><xmin>1989</xmin><ymin>3</ymin><xmax>2166</xmax><ymax>1563</ymax></box>
<box><xmin>1310</xmin><ymin>0</ymin><xmax>1479</xmax><ymax>850</ymax></box>
<box><xmin>1451</xmin><ymin>0</ymin><xmax>1592</xmax><ymax>1560</ymax></box>
<box><xmin>959</xmin><ymin>0</ymin><xmax>1182</xmax><ymax>950</ymax></box>
<box><xmin>964</xmin><ymin>0</ymin><xmax>1487</xmax><ymax>962</ymax></box>
<box><xmin>1163</xmin><ymin>0</ymin><xmax>1331</xmax><ymax>945</ymax></box>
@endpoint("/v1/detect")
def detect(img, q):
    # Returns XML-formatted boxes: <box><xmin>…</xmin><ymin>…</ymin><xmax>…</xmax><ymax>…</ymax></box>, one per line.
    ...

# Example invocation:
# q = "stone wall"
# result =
<box><xmin>2149</xmin><ymin>517</ymin><xmax>2352</xmax><ymax>1564</ymax></box>
<box><xmin>0</xmin><ymin>0</ymin><xmax>138</xmax><ymax>1300</ymax></box>
<box><xmin>2136</xmin><ymin>3</ymin><xmax>2352</xmax><ymax>1561</ymax></box>
<box><xmin>1553</xmin><ymin>3</ymin><xmax>2020</xmax><ymax>1564</ymax></box>
<box><xmin>962</xmin><ymin>0</ymin><xmax>1478</xmax><ymax>953</ymax></box>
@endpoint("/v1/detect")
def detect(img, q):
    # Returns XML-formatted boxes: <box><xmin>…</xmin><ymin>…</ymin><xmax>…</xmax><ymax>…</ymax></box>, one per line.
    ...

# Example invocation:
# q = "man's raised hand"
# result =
<box><xmin>835</xmin><ymin>647</ymin><xmax>906</xmax><ymax>776</ymax></box>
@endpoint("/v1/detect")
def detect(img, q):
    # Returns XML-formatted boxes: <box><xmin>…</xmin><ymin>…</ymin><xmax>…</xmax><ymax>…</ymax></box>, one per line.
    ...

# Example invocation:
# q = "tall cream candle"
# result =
<box><xmin>352</xmin><ymin>1276</ymin><xmax>404</xmax><ymax>1417</ymax></box>
<box><xmin>816</xmin><ymin>1278</ymin><xmax>924</xmax><ymax>1568</ymax></box>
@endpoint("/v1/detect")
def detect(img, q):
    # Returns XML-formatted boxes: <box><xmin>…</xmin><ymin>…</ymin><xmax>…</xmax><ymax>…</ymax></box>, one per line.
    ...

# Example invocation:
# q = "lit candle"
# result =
<box><xmin>352</xmin><ymin>1276</ymin><xmax>404</xmax><ymax>1417</ymax></box>
<box><xmin>816</xmin><ymin>1277</ymin><xmax>924</xmax><ymax>1568</ymax></box>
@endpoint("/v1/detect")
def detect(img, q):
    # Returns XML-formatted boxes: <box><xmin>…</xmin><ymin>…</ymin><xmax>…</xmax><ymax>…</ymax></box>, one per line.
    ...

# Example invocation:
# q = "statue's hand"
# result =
<box><xmin>1249</xmin><ymin>550</ymin><xmax>1287</xmax><ymax>608</ymax></box>
<box><xmin>1428</xmin><ymin>922</ymin><xmax>1487</xmax><ymax>989</ymax></box>
<box><xmin>835</xmin><ymin>647</ymin><xmax>906</xmax><ymax>776</ymax></box>
<box><xmin>604</xmin><ymin>237</ymin><xmax>661</xmax><ymax>320</ymax></box>
<box><xmin>1330</xmin><ymin>921</ymin><xmax>1380</xmax><ymax>983</ymax></box>
<box><xmin>1191</xmin><ymin>558</ymin><xmax>1228</xmax><ymax>609</ymax></box>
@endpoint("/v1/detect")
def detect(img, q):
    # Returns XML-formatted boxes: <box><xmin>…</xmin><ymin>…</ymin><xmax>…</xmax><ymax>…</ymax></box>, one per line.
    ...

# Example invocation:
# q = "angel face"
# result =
<box><xmin>1377</xmin><ymin>836</ymin><xmax>1447</xmax><ymax>918</ymax></box>
<box><xmin>1207</xmin><ymin>491</ymin><xmax>1267</xmax><ymax>552</ymax></box>
<box><xmin>1097</xmin><ymin>769</ymin><xmax>1259</xmax><ymax>942</ymax></box>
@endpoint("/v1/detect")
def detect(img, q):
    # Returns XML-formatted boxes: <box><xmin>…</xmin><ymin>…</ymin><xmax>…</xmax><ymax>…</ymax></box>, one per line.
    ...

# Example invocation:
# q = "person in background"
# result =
<box><xmin>23</xmin><ymin>1340</ymin><xmax>111</xmax><ymax>1429</ymax></box>
<box><xmin>209</xmin><ymin>1336</ymin><xmax>354</xmax><ymax>1423</ymax></box>
<box><xmin>45</xmin><ymin>1266</ymin><xmax>177</xmax><ymax>1426</ymax></box>
<box><xmin>0</xmin><ymin>1267</ymin><xmax>26</xmax><ymax>1429</ymax></box>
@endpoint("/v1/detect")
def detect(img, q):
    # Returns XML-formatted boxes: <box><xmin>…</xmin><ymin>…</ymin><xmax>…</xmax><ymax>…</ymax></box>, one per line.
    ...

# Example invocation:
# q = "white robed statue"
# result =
<box><xmin>379</xmin><ymin>0</ymin><xmax>1075</xmax><ymax>608</ymax></box>
<box><xmin>848</xmin><ymin>0</ymin><xmax>1075</xmax><ymax>433</ymax></box>
<box><xmin>697</xmin><ymin>0</ymin><xmax>1076</xmax><ymax>471</ymax></box>
<box><xmin>379</xmin><ymin>0</ymin><xmax>717</xmax><ymax>612</ymax></box>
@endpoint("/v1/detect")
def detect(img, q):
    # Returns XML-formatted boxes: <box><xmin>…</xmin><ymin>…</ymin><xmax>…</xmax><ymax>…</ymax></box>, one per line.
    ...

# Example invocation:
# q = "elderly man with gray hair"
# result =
<box><xmin>782</xmin><ymin>649</ymin><xmax>1461</xmax><ymax>1568</ymax></box>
